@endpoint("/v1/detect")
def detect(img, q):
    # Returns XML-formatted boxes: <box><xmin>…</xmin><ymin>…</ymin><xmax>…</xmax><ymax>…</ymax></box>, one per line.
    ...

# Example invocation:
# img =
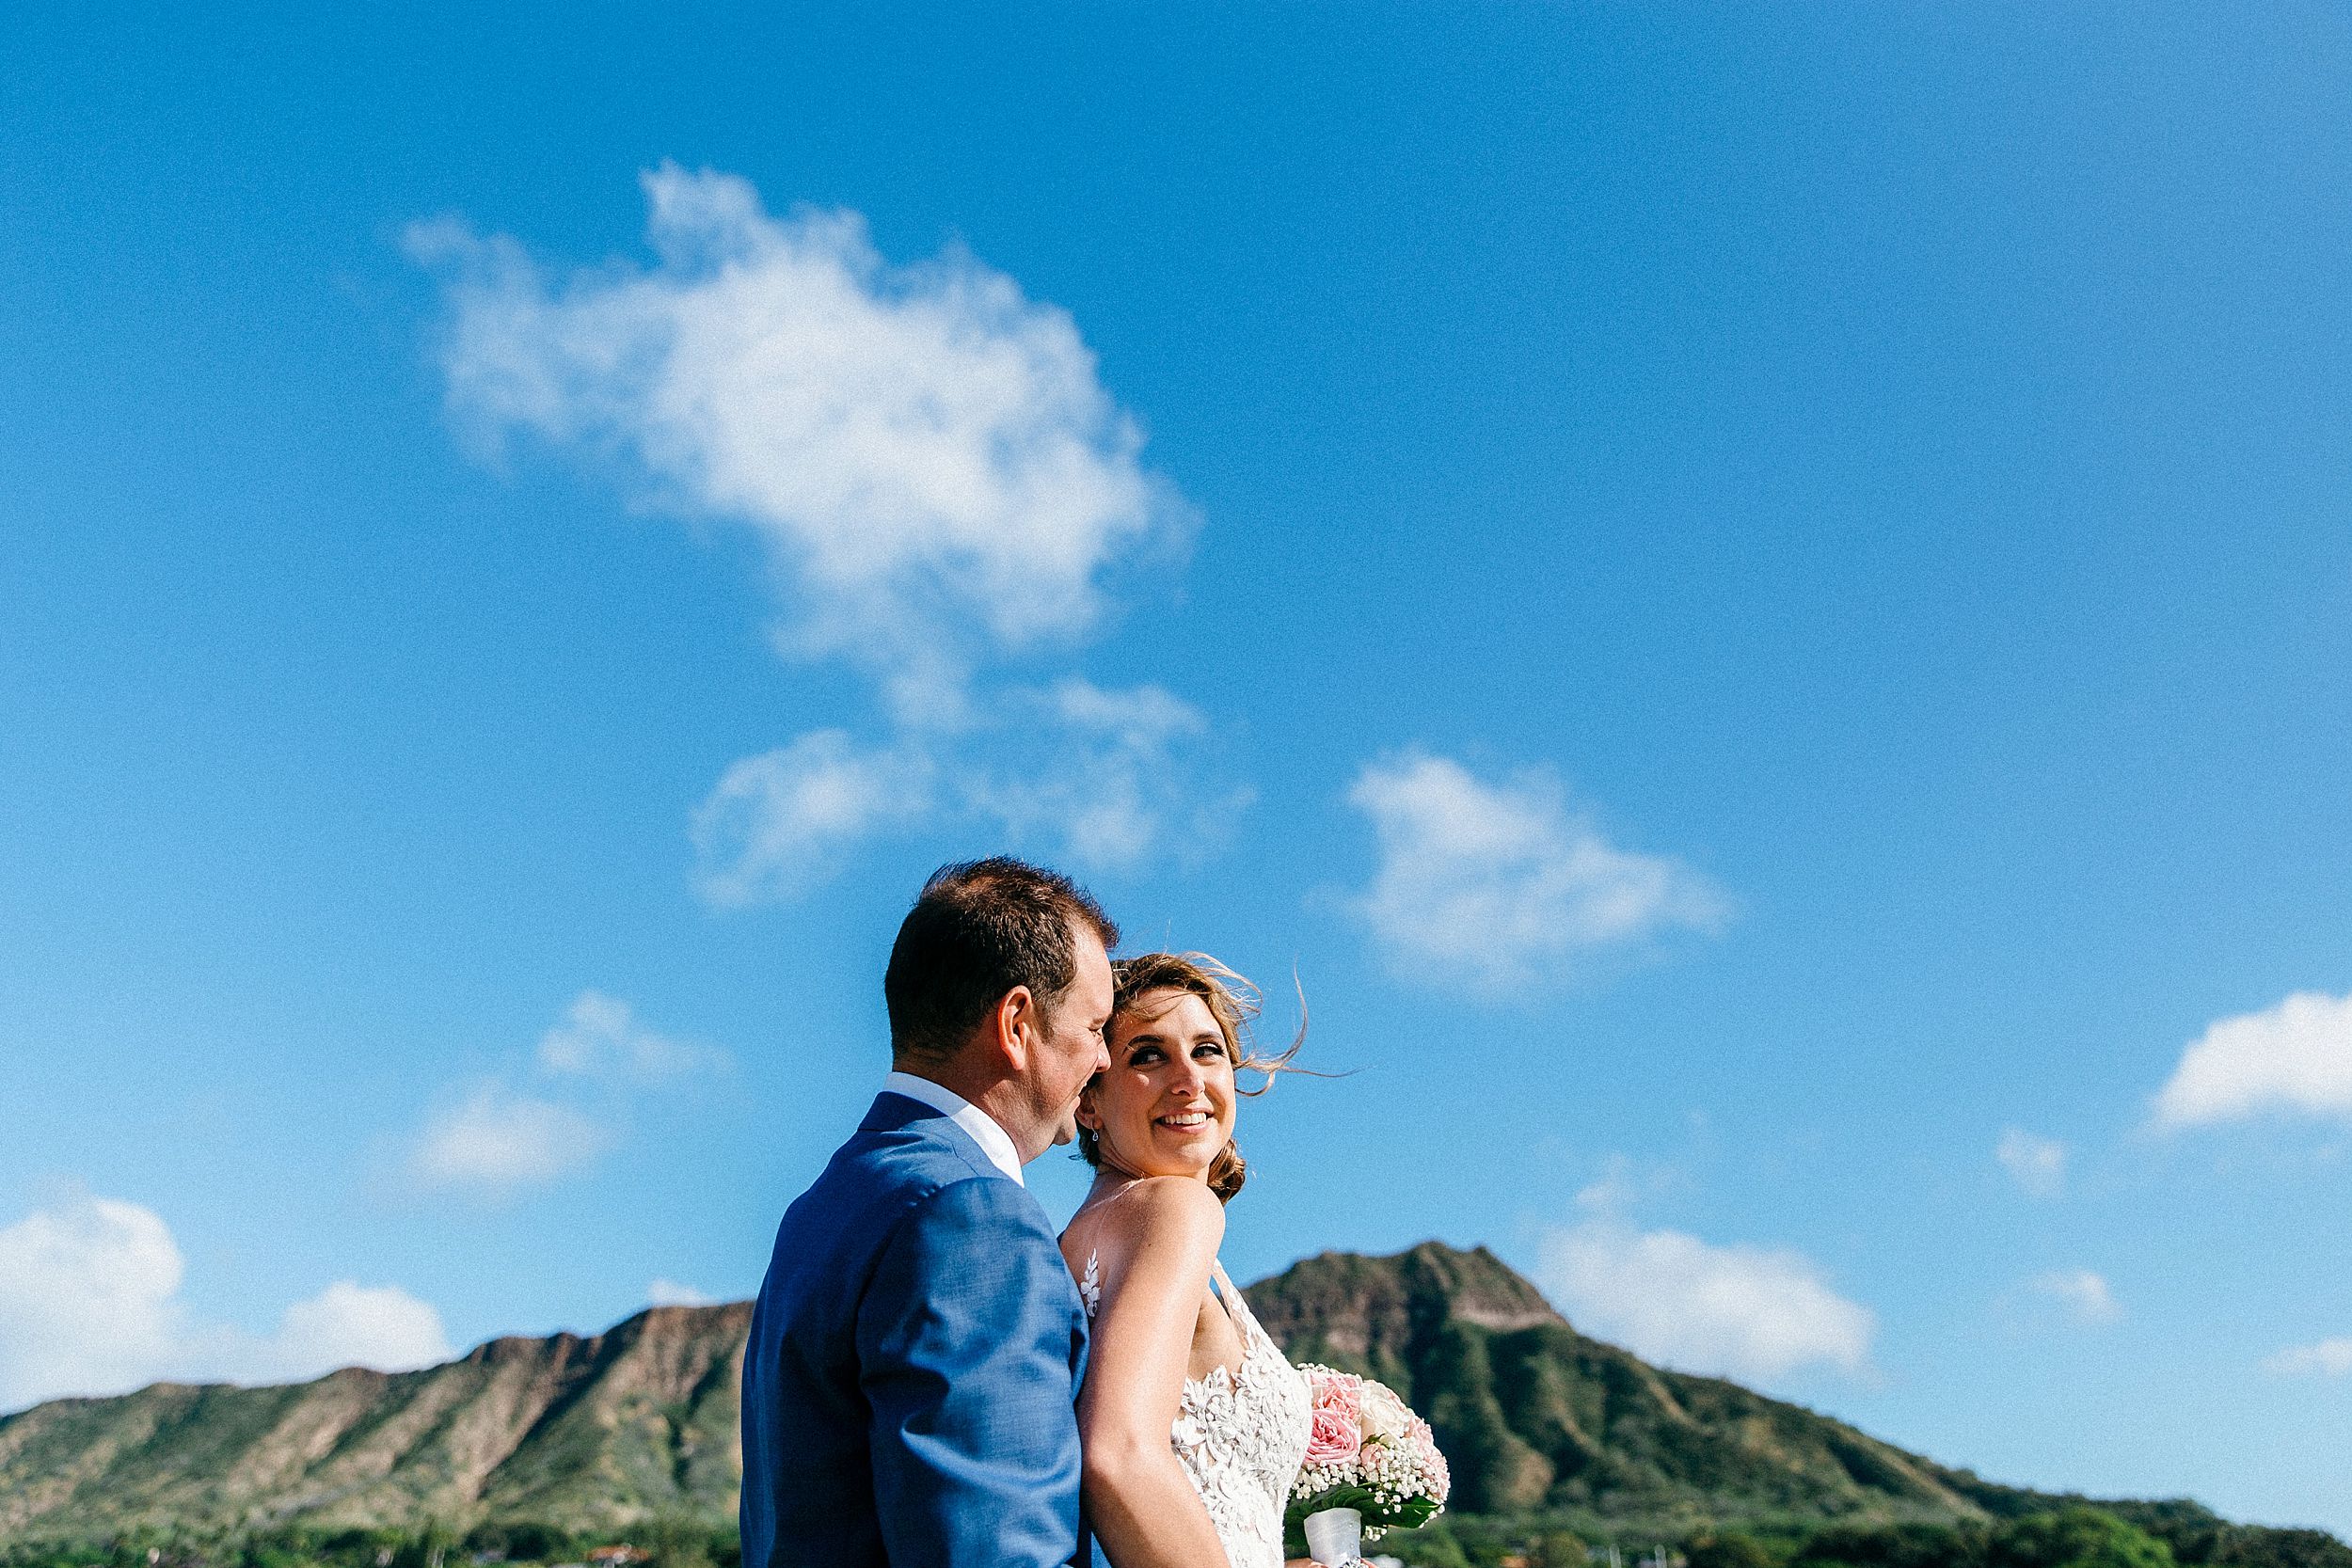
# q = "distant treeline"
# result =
<box><xmin>0</xmin><ymin>1519</ymin><xmax>737</xmax><ymax>1568</ymax></box>
<box><xmin>1379</xmin><ymin>1502</ymin><xmax>2352</xmax><ymax>1568</ymax></box>
<box><xmin>7</xmin><ymin>1506</ymin><xmax>2346</xmax><ymax>1568</ymax></box>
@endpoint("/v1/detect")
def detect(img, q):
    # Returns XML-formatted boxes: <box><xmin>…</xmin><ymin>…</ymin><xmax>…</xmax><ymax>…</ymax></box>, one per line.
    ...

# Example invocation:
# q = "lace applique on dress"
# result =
<box><xmin>1079</xmin><ymin>1251</ymin><xmax>1312</xmax><ymax>1568</ymax></box>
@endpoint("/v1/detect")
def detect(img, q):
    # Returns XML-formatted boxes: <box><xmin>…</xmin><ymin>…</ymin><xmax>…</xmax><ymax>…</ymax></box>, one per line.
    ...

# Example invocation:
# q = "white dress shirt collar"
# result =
<box><xmin>882</xmin><ymin>1070</ymin><xmax>1025</xmax><ymax>1185</ymax></box>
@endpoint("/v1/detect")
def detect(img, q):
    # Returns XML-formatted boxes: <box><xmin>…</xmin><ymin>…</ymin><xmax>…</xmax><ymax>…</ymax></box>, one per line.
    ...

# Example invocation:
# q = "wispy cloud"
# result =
<box><xmin>2027</xmin><ymin>1268</ymin><xmax>2121</xmax><ymax>1324</ymax></box>
<box><xmin>0</xmin><ymin>1195</ymin><xmax>450</xmax><ymax>1413</ymax></box>
<box><xmin>961</xmin><ymin>680</ymin><xmax>1251</xmax><ymax>873</ymax></box>
<box><xmin>2264</xmin><ymin>1338</ymin><xmax>2352</xmax><ymax>1376</ymax></box>
<box><xmin>413</xmin><ymin>166</ymin><xmax>1238</xmax><ymax>898</ymax></box>
<box><xmin>685</xmin><ymin>681</ymin><xmax>1247</xmax><ymax>905</ymax></box>
<box><xmin>2152</xmin><ymin>990</ymin><xmax>2352</xmax><ymax>1130</ymax></box>
<box><xmin>691</xmin><ymin>732</ymin><xmax>934</xmax><ymax>908</ymax></box>
<box><xmin>1343</xmin><ymin>750</ymin><xmax>1728</xmax><ymax>994</ymax></box>
<box><xmin>1996</xmin><ymin>1128</ymin><xmax>2068</xmax><ymax>1197</ymax></box>
<box><xmin>407</xmin><ymin>1086</ymin><xmax>609</xmax><ymax>1194</ymax></box>
<box><xmin>647</xmin><ymin>1278</ymin><xmax>716</xmax><ymax>1307</ymax></box>
<box><xmin>403</xmin><ymin>993</ymin><xmax>719</xmax><ymax>1196</ymax></box>
<box><xmin>537</xmin><ymin>990</ymin><xmax>729</xmax><ymax>1080</ymax></box>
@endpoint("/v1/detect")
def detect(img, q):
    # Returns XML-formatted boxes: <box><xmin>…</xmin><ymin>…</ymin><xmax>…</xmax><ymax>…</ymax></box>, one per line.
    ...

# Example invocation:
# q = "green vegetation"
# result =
<box><xmin>0</xmin><ymin>1518</ymin><xmax>739</xmax><ymax>1568</ymax></box>
<box><xmin>1279</xmin><ymin>1504</ymin><xmax>2352</xmax><ymax>1568</ymax></box>
<box><xmin>1248</xmin><ymin>1243</ymin><xmax>1979</xmax><ymax>1526</ymax></box>
<box><xmin>0</xmin><ymin>1306</ymin><xmax>750</xmax><ymax>1542</ymax></box>
<box><xmin>0</xmin><ymin>1243</ymin><xmax>2341</xmax><ymax>1568</ymax></box>
<box><xmin>5</xmin><ymin>1508</ymin><xmax>2340</xmax><ymax>1568</ymax></box>
<box><xmin>1347</xmin><ymin>1504</ymin><xmax>2352</xmax><ymax>1568</ymax></box>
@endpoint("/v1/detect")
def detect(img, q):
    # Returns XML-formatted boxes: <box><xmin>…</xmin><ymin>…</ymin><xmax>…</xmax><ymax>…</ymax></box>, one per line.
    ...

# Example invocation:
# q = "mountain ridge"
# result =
<box><xmin>0</xmin><ymin>1243</ymin><xmax>2317</xmax><ymax>1552</ymax></box>
<box><xmin>0</xmin><ymin>1304</ymin><xmax>748</xmax><ymax>1539</ymax></box>
<box><xmin>1247</xmin><ymin>1243</ymin><xmax>1983</xmax><ymax>1522</ymax></box>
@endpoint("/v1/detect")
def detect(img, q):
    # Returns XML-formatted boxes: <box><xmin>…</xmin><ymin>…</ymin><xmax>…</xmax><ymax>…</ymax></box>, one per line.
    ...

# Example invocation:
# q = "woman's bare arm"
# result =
<box><xmin>1072</xmin><ymin>1178</ymin><xmax>1233</xmax><ymax>1568</ymax></box>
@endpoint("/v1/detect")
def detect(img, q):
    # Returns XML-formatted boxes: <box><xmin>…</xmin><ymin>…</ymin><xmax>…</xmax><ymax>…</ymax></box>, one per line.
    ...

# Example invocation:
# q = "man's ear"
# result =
<box><xmin>993</xmin><ymin>985</ymin><xmax>1036</xmax><ymax>1070</ymax></box>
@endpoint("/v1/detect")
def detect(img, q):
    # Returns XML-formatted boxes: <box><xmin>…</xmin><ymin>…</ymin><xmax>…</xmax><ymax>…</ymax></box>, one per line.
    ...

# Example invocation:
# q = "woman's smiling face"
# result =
<box><xmin>1081</xmin><ymin>986</ymin><xmax>1239</xmax><ymax>1181</ymax></box>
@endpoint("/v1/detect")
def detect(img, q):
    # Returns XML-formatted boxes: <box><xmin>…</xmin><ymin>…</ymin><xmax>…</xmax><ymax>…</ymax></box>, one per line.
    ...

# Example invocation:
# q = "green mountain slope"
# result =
<box><xmin>0</xmin><ymin>1304</ymin><xmax>747</xmax><ymax>1539</ymax></box>
<box><xmin>1242</xmin><ymin>1242</ymin><xmax>1978</xmax><ymax>1524</ymax></box>
<box><xmin>0</xmin><ymin>1243</ymin><xmax>2329</xmax><ymax>1558</ymax></box>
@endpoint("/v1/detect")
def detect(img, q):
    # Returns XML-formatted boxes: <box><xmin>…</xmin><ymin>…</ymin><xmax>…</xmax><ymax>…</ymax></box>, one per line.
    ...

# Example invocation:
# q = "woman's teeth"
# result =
<box><xmin>1156</xmin><ymin>1111</ymin><xmax>1209</xmax><ymax>1129</ymax></box>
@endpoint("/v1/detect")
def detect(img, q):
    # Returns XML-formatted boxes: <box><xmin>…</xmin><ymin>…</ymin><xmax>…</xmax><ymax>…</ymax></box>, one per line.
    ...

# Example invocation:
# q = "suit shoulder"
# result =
<box><xmin>861</xmin><ymin>1175</ymin><xmax>1074</xmax><ymax>1330</ymax></box>
<box><xmin>849</xmin><ymin>1119</ymin><xmax>1012</xmax><ymax>1191</ymax></box>
<box><xmin>891</xmin><ymin>1167</ymin><xmax>1056</xmax><ymax>1246</ymax></box>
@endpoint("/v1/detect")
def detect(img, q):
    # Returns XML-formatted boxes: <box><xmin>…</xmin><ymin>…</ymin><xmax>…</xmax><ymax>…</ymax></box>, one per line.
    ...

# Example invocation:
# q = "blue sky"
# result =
<box><xmin>5</xmin><ymin>0</ymin><xmax>2352</xmax><ymax>1536</ymax></box>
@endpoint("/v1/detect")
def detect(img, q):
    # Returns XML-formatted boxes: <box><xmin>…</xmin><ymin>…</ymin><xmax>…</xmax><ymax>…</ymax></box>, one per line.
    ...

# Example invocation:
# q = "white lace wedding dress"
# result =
<box><xmin>1080</xmin><ymin>1251</ymin><xmax>1314</xmax><ymax>1568</ymax></box>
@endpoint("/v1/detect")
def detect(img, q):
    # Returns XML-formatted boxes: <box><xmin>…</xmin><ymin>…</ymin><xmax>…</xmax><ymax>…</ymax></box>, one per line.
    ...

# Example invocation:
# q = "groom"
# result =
<box><xmin>740</xmin><ymin>858</ymin><xmax>1117</xmax><ymax>1568</ymax></box>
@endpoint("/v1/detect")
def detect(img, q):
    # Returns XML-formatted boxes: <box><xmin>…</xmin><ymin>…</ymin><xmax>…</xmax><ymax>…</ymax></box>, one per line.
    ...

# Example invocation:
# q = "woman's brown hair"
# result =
<box><xmin>1074</xmin><ymin>951</ymin><xmax>1306</xmax><ymax>1203</ymax></box>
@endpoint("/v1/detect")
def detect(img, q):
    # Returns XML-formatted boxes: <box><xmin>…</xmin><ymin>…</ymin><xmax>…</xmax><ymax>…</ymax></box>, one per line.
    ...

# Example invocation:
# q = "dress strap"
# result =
<box><xmin>1207</xmin><ymin>1259</ymin><xmax>1255</xmax><ymax>1337</ymax></box>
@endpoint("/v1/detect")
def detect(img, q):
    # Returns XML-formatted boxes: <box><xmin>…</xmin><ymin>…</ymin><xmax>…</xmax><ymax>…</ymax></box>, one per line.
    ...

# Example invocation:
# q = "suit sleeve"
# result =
<box><xmin>857</xmin><ymin>1176</ymin><xmax>1085</xmax><ymax>1568</ymax></box>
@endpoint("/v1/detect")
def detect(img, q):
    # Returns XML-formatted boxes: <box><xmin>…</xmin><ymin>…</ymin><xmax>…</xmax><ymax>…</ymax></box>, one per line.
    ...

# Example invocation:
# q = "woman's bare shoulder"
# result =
<box><xmin>1067</xmin><ymin>1177</ymin><xmax>1224</xmax><ymax>1265</ymax></box>
<box><xmin>1109</xmin><ymin>1175</ymin><xmax>1226</xmax><ymax>1235</ymax></box>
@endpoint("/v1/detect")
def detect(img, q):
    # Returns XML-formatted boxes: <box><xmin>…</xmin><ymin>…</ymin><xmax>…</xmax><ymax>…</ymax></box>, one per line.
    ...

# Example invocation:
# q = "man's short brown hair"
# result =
<box><xmin>884</xmin><ymin>858</ymin><xmax>1120</xmax><ymax>1065</ymax></box>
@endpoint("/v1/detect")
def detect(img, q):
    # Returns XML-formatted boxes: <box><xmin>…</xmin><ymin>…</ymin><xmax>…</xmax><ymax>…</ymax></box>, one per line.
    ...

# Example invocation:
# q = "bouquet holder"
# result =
<box><xmin>1302</xmin><ymin>1505</ymin><xmax>1363</xmax><ymax>1566</ymax></box>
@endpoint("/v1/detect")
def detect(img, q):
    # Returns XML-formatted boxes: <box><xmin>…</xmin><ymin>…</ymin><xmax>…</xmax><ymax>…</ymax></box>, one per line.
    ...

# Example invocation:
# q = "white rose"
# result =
<box><xmin>1359</xmin><ymin>1381</ymin><xmax>1410</xmax><ymax>1444</ymax></box>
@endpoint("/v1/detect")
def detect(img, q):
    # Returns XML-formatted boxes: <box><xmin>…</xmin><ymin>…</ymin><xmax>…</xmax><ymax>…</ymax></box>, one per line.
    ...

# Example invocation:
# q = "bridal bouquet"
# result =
<box><xmin>1284</xmin><ymin>1365</ymin><xmax>1451</xmax><ymax>1562</ymax></box>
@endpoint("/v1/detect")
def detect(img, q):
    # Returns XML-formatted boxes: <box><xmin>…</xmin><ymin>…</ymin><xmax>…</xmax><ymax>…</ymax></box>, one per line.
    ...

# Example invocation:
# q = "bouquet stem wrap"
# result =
<box><xmin>1302</xmin><ymin>1506</ymin><xmax>1363</xmax><ymax>1565</ymax></box>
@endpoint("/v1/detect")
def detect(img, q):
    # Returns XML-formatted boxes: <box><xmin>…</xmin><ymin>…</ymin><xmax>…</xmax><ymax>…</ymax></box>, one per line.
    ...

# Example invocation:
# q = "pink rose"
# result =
<box><xmin>1305</xmin><ymin>1404</ymin><xmax>1360</xmax><ymax>1467</ymax></box>
<box><xmin>1302</xmin><ymin>1369</ymin><xmax>1362</xmax><ymax>1468</ymax></box>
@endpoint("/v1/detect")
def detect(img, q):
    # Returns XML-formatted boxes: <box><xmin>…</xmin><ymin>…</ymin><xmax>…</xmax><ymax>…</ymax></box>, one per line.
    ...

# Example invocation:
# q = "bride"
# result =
<box><xmin>1058</xmin><ymin>952</ymin><xmax>1327</xmax><ymax>1568</ymax></box>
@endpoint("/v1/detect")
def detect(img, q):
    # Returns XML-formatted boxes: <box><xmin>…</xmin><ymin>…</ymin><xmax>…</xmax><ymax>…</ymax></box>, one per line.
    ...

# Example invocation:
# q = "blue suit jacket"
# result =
<box><xmin>740</xmin><ymin>1092</ymin><xmax>1089</xmax><ymax>1568</ymax></box>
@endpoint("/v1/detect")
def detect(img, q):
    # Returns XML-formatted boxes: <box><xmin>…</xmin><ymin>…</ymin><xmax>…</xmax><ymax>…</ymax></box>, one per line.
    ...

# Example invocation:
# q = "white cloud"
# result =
<box><xmin>691</xmin><ymin>730</ymin><xmax>932</xmax><ymax>908</ymax></box>
<box><xmin>405</xmin><ymin>995</ymin><xmax>717</xmax><ymax>1197</ymax></box>
<box><xmin>262</xmin><ymin>1281</ymin><xmax>452</xmax><ymax>1381</ymax></box>
<box><xmin>964</xmin><ymin>680</ymin><xmax>1251</xmax><ymax>871</ymax></box>
<box><xmin>0</xmin><ymin>1195</ymin><xmax>185</xmax><ymax>1409</ymax></box>
<box><xmin>1575</xmin><ymin>1156</ymin><xmax>1644</xmax><ymax>1216</ymax></box>
<box><xmin>537</xmin><ymin>990</ymin><xmax>727</xmax><ymax>1080</ymax></box>
<box><xmin>647</xmin><ymin>1278</ymin><xmax>715</xmax><ymax>1307</ymax></box>
<box><xmin>1344</xmin><ymin>751</ymin><xmax>1728</xmax><ymax>994</ymax></box>
<box><xmin>2264</xmin><ymin>1338</ymin><xmax>2352</xmax><ymax>1376</ymax></box>
<box><xmin>410</xmin><ymin>164</ymin><xmax>1183</xmax><ymax>718</ymax></box>
<box><xmin>0</xmin><ymin>1196</ymin><xmax>448</xmax><ymax>1413</ymax></box>
<box><xmin>692</xmin><ymin>682</ymin><xmax>1248</xmax><ymax>904</ymax></box>
<box><xmin>1539</xmin><ymin>1219</ymin><xmax>1875</xmax><ymax>1384</ymax></box>
<box><xmin>2028</xmin><ymin>1268</ymin><xmax>2121</xmax><ymax>1324</ymax></box>
<box><xmin>2152</xmin><ymin>990</ymin><xmax>2352</xmax><ymax>1129</ymax></box>
<box><xmin>1996</xmin><ymin>1128</ymin><xmax>2068</xmax><ymax>1196</ymax></box>
<box><xmin>407</xmin><ymin>1086</ymin><xmax>608</xmax><ymax>1194</ymax></box>
<box><xmin>415</xmin><ymin>167</ymin><xmax>1242</xmax><ymax>903</ymax></box>
<box><xmin>419</xmin><ymin>166</ymin><xmax>1251</xmax><ymax>902</ymax></box>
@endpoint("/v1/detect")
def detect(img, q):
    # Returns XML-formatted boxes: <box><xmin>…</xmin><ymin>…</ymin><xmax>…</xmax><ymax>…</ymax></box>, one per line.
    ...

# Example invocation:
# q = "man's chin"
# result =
<box><xmin>1050</xmin><ymin>1111</ymin><xmax>1079</xmax><ymax>1148</ymax></box>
